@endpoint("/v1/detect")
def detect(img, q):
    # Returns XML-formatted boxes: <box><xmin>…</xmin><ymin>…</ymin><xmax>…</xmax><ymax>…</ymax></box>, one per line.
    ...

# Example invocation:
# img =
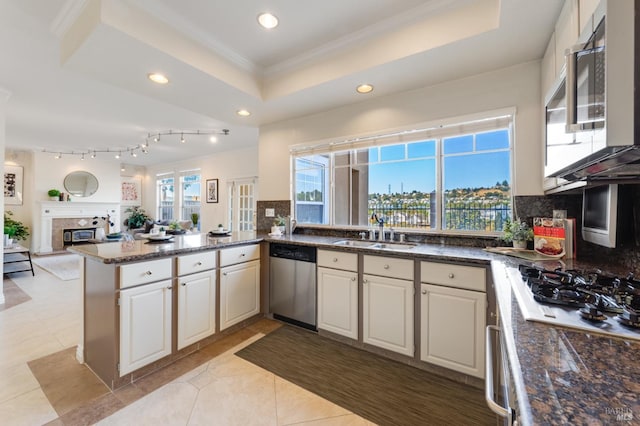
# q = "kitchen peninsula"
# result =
<box><xmin>70</xmin><ymin>232</ymin><xmax>263</xmax><ymax>389</ymax></box>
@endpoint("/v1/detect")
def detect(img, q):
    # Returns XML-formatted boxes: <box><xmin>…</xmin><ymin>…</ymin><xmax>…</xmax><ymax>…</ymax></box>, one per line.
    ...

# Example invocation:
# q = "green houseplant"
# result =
<box><xmin>124</xmin><ymin>206</ymin><xmax>152</xmax><ymax>229</ymax></box>
<box><xmin>4</xmin><ymin>211</ymin><xmax>30</xmax><ymax>243</ymax></box>
<box><xmin>47</xmin><ymin>189</ymin><xmax>60</xmax><ymax>201</ymax></box>
<box><xmin>191</xmin><ymin>213</ymin><xmax>199</xmax><ymax>229</ymax></box>
<box><xmin>503</xmin><ymin>217</ymin><xmax>533</xmax><ymax>248</ymax></box>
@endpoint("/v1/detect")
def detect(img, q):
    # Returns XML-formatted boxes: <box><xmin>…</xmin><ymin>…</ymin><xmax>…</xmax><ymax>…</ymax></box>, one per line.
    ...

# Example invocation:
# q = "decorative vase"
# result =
<box><xmin>95</xmin><ymin>227</ymin><xmax>106</xmax><ymax>240</ymax></box>
<box><xmin>49</xmin><ymin>196</ymin><xmax>59</xmax><ymax>201</ymax></box>
<box><xmin>513</xmin><ymin>240</ymin><xmax>527</xmax><ymax>249</ymax></box>
<box><xmin>4</xmin><ymin>235</ymin><xmax>13</xmax><ymax>247</ymax></box>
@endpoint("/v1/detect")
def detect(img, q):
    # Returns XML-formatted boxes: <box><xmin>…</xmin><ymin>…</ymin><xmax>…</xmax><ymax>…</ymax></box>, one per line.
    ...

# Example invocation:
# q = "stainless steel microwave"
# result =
<box><xmin>544</xmin><ymin>0</ymin><xmax>640</xmax><ymax>187</ymax></box>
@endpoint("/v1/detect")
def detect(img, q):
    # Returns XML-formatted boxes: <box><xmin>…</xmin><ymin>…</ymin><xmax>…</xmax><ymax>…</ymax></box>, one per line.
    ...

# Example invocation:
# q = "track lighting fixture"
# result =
<box><xmin>42</xmin><ymin>129</ymin><xmax>230</xmax><ymax>160</ymax></box>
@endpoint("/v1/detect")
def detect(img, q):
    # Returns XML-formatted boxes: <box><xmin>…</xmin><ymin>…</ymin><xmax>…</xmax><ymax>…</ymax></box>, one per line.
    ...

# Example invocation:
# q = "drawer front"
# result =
<box><xmin>177</xmin><ymin>251</ymin><xmax>217</xmax><ymax>276</ymax></box>
<box><xmin>420</xmin><ymin>261</ymin><xmax>486</xmax><ymax>292</ymax></box>
<box><xmin>120</xmin><ymin>258</ymin><xmax>172</xmax><ymax>288</ymax></box>
<box><xmin>219</xmin><ymin>244</ymin><xmax>260</xmax><ymax>267</ymax></box>
<box><xmin>363</xmin><ymin>255</ymin><xmax>413</xmax><ymax>280</ymax></box>
<box><xmin>317</xmin><ymin>250</ymin><xmax>358</xmax><ymax>271</ymax></box>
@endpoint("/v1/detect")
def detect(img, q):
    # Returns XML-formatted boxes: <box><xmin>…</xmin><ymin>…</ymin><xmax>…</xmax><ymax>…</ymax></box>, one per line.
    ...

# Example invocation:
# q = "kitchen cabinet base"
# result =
<box><xmin>94</xmin><ymin>313</ymin><xmax>265</xmax><ymax>390</ymax></box>
<box><xmin>317</xmin><ymin>328</ymin><xmax>484</xmax><ymax>390</ymax></box>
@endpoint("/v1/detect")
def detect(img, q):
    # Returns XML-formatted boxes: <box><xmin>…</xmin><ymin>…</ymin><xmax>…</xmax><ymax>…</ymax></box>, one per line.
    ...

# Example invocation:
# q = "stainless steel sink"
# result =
<box><xmin>332</xmin><ymin>240</ymin><xmax>376</xmax><ymax>248</ymax></box>
<box><xmin>332</xmin><ymin>240</ymin><xmax>416</xmax><ymax>250</ymax></box>
<box><xmin>371</xmin><ymin>242</ymin><xmax>417</xmax><ymax>250</ymax></box>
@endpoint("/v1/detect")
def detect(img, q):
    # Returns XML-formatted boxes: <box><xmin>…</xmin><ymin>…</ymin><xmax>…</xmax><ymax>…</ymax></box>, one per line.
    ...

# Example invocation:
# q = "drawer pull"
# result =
<box><xmin>166</xmin><ymin>286</ymin><xmax>173</xmax><ymax>290</ymax></box>
<box><xmin>384</xmin><ymin>264</ymin><xmax>390</xmax><ymax>269</ymax></box>
<box><xmin>240</xmin><ymin>253</ymin><xmax>246</xmax><ymax>257</ymax></box>
<box><xmin>196</xmin><ymin>261</ymin><xmax>202</xmax><ymax>266</ymax></box>
<box><xmin>421</xmin><ymin>289</ymin><xmax>427</xmax><ymax>295</ymax></box>
<box><xmin>363</xmin><ymin>279</ymin><xmax>368</xmax><ymax>284</ymax></box>
<box><xmin>333</xmin><ymin>258</ymin><xmax>338</xmax><ymax>262</ymax></box>
<box><xmin>145</xmin><ymin>271</ymin><xmax>153</xmax><ymax>276</ymax></box>
<box><xmin>448</xmin><ymin>273</ymin><xmax>454</xmax><ymax>279</ymax></box>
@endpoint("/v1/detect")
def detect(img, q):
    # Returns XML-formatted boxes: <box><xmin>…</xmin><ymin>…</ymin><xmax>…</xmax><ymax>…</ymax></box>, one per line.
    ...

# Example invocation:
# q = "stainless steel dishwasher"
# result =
<box><xmin>269</xmin><ymin>243</ymin><xmax>317</xmax><ymax>330</ymax></box>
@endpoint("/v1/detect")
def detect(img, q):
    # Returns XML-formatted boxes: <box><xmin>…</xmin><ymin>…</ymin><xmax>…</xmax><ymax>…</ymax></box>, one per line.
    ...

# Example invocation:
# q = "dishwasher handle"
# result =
<box><xmin>485</xmin><ymin>325</ymin><xmax>514</xmax><ymax>424</ymax></box>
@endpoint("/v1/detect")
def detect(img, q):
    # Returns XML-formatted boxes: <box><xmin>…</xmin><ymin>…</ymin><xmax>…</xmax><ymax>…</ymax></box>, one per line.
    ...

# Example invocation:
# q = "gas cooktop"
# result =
<box><xmin>507</xmin><ymin>264</ymin><xmax>640</xmax><ymax>341</ymax></box>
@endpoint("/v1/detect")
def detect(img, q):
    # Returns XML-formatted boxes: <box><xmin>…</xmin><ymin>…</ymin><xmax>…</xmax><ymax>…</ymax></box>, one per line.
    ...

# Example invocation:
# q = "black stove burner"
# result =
<box><xmin>618</xmin><ymin>307</ymin><xmax>640</xmax><ymax>329</ymax></box>
<box><xmin>518</xmin><ymin>264</ymin><xmax>638</xmax><ymax>313</ymax></box>
<box><xmin>580</xmin><ymin>304</ymin><xmax>606</xmax><ymax>322</ymax></box>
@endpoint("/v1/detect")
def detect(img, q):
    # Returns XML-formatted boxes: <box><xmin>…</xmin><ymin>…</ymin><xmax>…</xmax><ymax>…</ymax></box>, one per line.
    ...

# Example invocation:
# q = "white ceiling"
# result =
<box><xmin>0</xmin><ymin>0</ymin><xmax>563</xmax><ymax>166</ymax></box>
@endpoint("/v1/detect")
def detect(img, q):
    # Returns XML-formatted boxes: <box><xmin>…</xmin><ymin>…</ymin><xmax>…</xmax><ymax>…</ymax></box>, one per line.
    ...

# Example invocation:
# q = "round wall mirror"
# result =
<box><xmin>64</xmin><ymin>171</ymin><xmax>99</xmax><ymax>197</ymax></box>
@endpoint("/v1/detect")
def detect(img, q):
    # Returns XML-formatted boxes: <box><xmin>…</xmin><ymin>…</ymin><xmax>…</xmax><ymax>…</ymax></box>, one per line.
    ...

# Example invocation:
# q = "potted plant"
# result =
<box><xmin>503</xmin><ymin>217</ymin><xmax>534</xmax><ymax>249</ymax></box>
<box><xmin>191</xmin><ymin>213</ymin><xmax>199</xmax><ymax>230</ymax></box>
<box><xmin>124</xmin><ymin>206</ymin><xmax>152</xmax><ymax>230</ymax></box>
<box><xmin>274</xmin><ymin>215</ymin><xmax>286</xmax><ymax>234</ymax></box>
<box><xmin>47</xmin><ymin>189</ymin><xmax>60</xmax><ymax>201</ymax></box>
<box><xmin>4</xmin><ymin>211</ymin><xmax>29</xmax><ymax>246</ymax></box>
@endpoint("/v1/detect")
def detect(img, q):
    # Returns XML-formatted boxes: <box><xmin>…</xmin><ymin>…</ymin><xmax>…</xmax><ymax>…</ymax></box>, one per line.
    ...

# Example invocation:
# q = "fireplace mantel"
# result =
<box><xmin>35</xmin><ymin>201</ymin><xmax>120</xmax><ymax>254</ymax></box>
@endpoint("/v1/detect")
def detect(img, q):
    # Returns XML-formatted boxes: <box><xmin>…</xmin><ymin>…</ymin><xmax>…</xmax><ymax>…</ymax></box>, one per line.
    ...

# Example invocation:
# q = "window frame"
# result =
<box><xmin>155</xmin><ymin>169</ymin><xmax>201</xmax><ymax>223</ymax></box>
<box><xmin>291</xmin><ymin>111</ymin><xmax>514</xmax><ymax>236</ymax></box>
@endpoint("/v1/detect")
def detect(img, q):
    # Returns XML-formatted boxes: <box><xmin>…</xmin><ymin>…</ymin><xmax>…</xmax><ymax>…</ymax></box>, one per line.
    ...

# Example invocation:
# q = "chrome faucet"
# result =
<box><xmin>371</xmin><ymin>214</ymin><xmax>385</xmax><ymax>241</ymax></box>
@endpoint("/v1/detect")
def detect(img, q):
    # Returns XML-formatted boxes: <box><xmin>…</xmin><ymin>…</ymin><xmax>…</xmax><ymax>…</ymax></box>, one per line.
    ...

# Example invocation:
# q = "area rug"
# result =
<box><xmin>236</xmin><ymin>325</ymin><xmax>495</xmax><ymax>426</ymax></box>
<box><xmin>32</xmin><ymin>254</ymin><xmax>80</xmax><ymax>281</ymax></box>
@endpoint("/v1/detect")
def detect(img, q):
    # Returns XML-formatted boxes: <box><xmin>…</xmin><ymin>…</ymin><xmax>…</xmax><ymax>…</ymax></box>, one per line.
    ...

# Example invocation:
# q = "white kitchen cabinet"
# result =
<box><xmin>119</xmin><ymin>279</ymin><xmax>173</xmax><ymax>376</ymax></box>
<box><xmin>541</xmin><ymin>32</ymin><xmax>557</xmax><ymax>99</ymax></box>
<box><xmin>177</xmin><ymin>270</ymin><xmax>216</xmax><ymax>350</ymax></box>
<box><xmin>363</xmin><ymin>274</ymin><xmax>414</xmax><ymax>356</ymax></box>
<box><xmin>176</xmin><ymin>251</ymin><xmax>217</xmax><ymax>350</ymax></box>
<box><xmin>579</xmin><ymin>0</ymin><xmax>599</xmax><ymax>34</ymax></box>
<box><xmin>318</xmin><ymin>266</ymin><xmax>358</xmax><ymax>339</ymax></box>
<box><xmin>420</xmin><ymin>261</ymin><xmax>486</xmax><ymax>378</ymax></box>
<box><xmin>554</xmin><ymin>0</ymin><xmax>579</xmax><ymax>76</ymax></box>
<box><xmin>220</xmin><ymin>258</ymin><xmax>260</xmax><ymax>331</ymax></box>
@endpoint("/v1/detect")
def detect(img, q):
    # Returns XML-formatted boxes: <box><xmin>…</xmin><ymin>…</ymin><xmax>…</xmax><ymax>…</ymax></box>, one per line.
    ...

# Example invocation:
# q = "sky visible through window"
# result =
<box><xmin>368</xmin><ymin>130</ymin><xmax>510</xmax><ymax>194</ymax></box>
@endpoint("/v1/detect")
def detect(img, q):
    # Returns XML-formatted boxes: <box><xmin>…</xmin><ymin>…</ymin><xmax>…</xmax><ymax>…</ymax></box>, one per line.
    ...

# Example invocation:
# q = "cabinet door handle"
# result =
<box><xmin>421</xmin><ymin>289</ymin><xmax>427</xmax><ymax>295</ymax></box>
<box><xmin>166</xmin><ymin>285</ymin><xmax>173</xmax><ymax>290</ymax></box>
<box><xmin>223</xmin><ymin>272</ymin><xmax>228</xmax><ymax>276</ymax></box>
<box><xmin>384</xmin><ymin>264</ymin><xmax>390</xmax><ymax>269</ymax></box>
<box><xmin>333</xmin><ymin>258</ymin><xmax>338</xmax><ymax>262</ymax></box>
<box><xmin>181</xmin><ymin>282</ymin><xmax>187</xmax><ymax>286</ymax></box>
<box><xmin>363</xmin><ymin>279</ymin><xmax>368</xmax><ymax>284</ymax></box>
<box><xmin>448</xmin><ymin>273</ymin><xmax>454</xmax><ymax>279</ymax></box>
<box><xmin>351</xmin><ymin>277</ymin><xmax>356</xmax><ymax>281</ymax></box>
<box><xmin>145</xmin><ymin>271</ymin><xmax>153</xmax><ymax>276</ymax></box>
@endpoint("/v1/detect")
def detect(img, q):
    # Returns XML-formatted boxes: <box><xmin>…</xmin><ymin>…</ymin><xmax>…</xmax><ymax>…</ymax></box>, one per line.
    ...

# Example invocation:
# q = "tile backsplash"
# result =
<box><xmin>256</xmin><ymin>200</ymin><xmax>291</xmax><ymax>231</ymax></box>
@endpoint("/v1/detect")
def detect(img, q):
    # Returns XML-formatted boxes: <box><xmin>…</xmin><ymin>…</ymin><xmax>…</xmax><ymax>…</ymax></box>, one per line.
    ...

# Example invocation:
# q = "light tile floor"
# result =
<box><xmin>1</xmin><ymin>265</ymin><xmax>375</xmax><ymax>425</ymax></box>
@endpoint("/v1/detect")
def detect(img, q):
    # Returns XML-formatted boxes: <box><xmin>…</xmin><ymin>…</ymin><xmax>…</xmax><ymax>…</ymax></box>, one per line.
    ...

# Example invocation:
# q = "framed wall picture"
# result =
<box><xmin>4</xmin><ymin>165</ymin><xmax>23</xmax><ymax>205</ymax></box>
<box><xmin>206</xmin><ymin>179</ymin><xmax>219</xmax><ymax>203</ymax></box>
<box><xmin>121</xmin><ymin>177</ymin><xmax>142</xmax><ymax>206</ymax></box>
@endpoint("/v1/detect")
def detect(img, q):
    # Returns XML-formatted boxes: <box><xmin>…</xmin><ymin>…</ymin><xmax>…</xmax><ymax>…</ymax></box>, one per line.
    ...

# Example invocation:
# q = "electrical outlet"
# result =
<box><xmin>265</xmin><ymin>208</ymin><xmax>275</xmax><ymax>217</ymax></box>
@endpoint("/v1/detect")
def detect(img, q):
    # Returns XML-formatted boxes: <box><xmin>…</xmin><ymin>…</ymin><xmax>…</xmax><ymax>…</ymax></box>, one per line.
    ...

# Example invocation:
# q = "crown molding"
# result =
<box><xmin>127</xmin><ymin>0</ymin><xmax>259</xmax><ymax>75</ymax></box>
<box><xmin>50</xmin><ymin>0</ymin><xmax>91</xmax><ymax>37</ymax></box>
<box><xmin>263</xmin><ymin>0</ymin><xmax>458</xmax><ymax>78</ymax></box>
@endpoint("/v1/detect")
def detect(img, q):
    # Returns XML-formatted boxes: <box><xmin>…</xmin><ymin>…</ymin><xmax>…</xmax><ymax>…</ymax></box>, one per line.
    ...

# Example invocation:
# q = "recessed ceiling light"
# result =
<box><xmin>210</xmin><ymin>136</ymin><xmax>218</xmax><ymax>143</ymax></box>
<box><xmin>237</xmin><ymin>109</ymin><xmax>251</xmax><ymax>117</ymax></box>
<box><xmin>356</xmin><ymin>84</ymin><xmax>374</xmax><ymax>94</ymax></box>
<box><xmin>148</xmin><ymin>73</ymin><xmax>169</xmax><ymax>84</ymax></box>
<box><xmin>257</xmin><ymin>12</ymin><xmax>278</xmax><ymax>29</ymax></box>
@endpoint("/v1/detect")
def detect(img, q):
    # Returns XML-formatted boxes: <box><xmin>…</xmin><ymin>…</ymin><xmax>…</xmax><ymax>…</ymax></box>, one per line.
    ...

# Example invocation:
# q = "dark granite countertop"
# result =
<box><xmin>68</xmin><ymin>231</ymin><xmax>262</xmax><ymax>264</ymax></box>
<box><xmin>491</xmin><ymin>260</ymin><xmax>640</xmax><ymax>425</ymax></box>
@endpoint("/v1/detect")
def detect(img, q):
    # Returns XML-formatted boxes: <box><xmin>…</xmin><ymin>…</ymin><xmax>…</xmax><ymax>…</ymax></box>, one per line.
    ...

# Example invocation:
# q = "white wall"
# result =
<box><xmin>259</xmin><ymin>61</ymin><xmax>543</xmax><ymax>199</ymax></box>
<box><xmin>144</xmin><ymin>147</ymin><xmax>258</xmax><ymax>232</ymax></box>
<box><xmin>32</xmin><ymin>151</ymin><xmax>122</xmax><ymax>203</ymax></box>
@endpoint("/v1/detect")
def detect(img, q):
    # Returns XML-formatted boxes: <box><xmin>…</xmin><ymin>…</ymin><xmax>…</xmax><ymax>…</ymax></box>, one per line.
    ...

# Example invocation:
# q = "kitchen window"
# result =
<box><xmin>292</xmin><ymin>113</ymin><xmax>513</xmax><ymax>234</ymax></box>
